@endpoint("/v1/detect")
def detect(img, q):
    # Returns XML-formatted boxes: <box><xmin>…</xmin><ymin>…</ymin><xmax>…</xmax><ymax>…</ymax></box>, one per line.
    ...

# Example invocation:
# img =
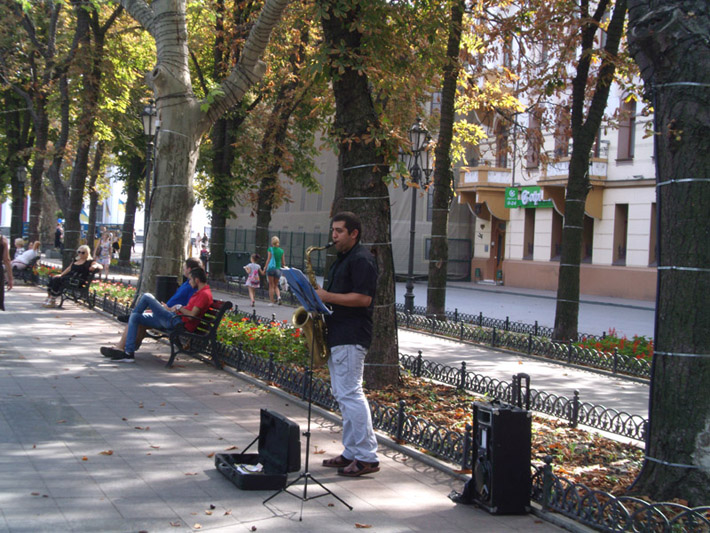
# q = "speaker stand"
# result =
<box><xmin>263</xmin><ymin>312</ymin><xmax>352</xmax><ymax>519</ymax></box>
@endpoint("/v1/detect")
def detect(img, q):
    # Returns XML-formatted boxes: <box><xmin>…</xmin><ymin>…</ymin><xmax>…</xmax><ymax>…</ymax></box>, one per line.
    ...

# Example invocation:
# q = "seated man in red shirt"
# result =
<box><xmin>100</xmin><ymin>267</ymin><xmax>213</xmax><ymax>363</ymax></box>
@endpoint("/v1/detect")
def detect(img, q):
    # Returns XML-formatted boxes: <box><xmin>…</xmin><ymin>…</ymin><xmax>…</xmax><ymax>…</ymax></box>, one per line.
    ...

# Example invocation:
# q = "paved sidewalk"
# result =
<box><xmin>0</xmin><ymin>286</ymin><xmax>565</xmax><ymax>533</ymax></box>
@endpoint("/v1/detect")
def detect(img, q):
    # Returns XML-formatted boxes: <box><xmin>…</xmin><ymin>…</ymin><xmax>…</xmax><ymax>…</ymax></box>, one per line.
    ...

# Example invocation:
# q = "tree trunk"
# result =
<box><xmin>320</xmin><ymin>0</ymin><xmax>398</xmax><ymax>389</ymax></box>
<box><xmin>553</xmin><ymin>0</ymin><xmax>627</xmax><ymax>341</ymax></box>
<box><xmin>45</xmin><ymin>74</ymin><xmax>71</xmax><ymax>219</ymax></box>
<box><xmin>209</xmin><ymin>116</ymin><xmax>237</xmax><ymax>281</ymax></box>
<box><xmin>62</xmin><ymin>3</ymin><xmax>106</xmax><ymax>267</ymax></box>
<box><xmin>4</xmin><ymin>91</ymin><xmax>32</xmax><ymax>256</ymax></box>
<box><xmin>86</xmin><ymin>141</ymin><xmax>106</xmax><ymax>253</ymax></box>
<box><xmin>426</xmin><ymin>0</ymin><xmax>464</xmax><ymax>320</ymax></box>
<box><xmin>27</xmin><ymin>101</ymin><xmax>49</xmax><ymax>245</ymax></box>
<box><xmin>119</xmin><ymin>155</ymin><xmax>142</xmax><ymax>266</ymax></box>
<box><xmin>118</xmin><ymin>0</ymin><xmax>290</xmax><ymax>294</ymax></box>
<box><xmin>626</xmin><ymin>0</ymin><xmax>710</xmax><ymax>505</ymax></box>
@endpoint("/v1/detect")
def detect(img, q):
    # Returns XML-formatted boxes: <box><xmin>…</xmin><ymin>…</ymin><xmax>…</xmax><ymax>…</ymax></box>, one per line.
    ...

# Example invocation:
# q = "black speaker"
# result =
<box><xmin>471</xmin><ymin>401</ymin><xmax>531</xmax><ymax>514</ymax></box>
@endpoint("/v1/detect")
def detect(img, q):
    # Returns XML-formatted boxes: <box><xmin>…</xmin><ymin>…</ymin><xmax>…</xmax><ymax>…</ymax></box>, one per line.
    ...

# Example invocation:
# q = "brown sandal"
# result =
<box><xmin>338</xmin><ymin>460</ymin><xmax>380</xmax><ymax>477</ymax></box>
<box><xmin>322</xmin><ymin>455</ymin><xmax>351</xmax><ymax>468</ymax></box>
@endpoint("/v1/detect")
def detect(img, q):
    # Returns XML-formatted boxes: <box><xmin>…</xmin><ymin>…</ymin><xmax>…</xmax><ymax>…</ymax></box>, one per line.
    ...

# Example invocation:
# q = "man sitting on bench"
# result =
<box><xmin>101</xmin><ymin>267</ymin><xmax>213</xmax><ymax>363</ymax></box>
<box><xmin>116</xmin><ymin>257</ymin><xmax>203</xmax><ymax>323</ymax></box>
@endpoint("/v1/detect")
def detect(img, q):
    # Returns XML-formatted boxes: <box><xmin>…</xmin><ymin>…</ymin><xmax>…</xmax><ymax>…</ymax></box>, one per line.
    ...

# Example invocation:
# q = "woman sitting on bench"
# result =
<box><xmin>43</xmin><ymin>245</ymin><xmax>102</xmax><ymax>308</ymax></box>
<box><xmin>12</xmin><ymin>241</ymin><xmax>41</xmax><ymax>271</ymax></box>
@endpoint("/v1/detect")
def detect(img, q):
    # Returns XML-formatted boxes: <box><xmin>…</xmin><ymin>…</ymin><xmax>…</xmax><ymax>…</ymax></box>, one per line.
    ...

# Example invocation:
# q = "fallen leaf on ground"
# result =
<box><xmin>150</xmin><ymin>445</ymin><xmax>160</xmax><ymax>449</ymax></box>
<box><xmin>224</xmin><ymin>445</ymin><xmax>238</xmax><ymax>451</ymax></box>
<box><xmin>82</xmin><ymin>456</ymin><xmax>88</xmax><ymax>461</ymax></box>
<box><xmin>355</xmin><ymin>523</ymin><xmax>372</xmax><ymax>528</ymax></box>
<box><xmin>213</xmin><ymin>392</ymin><xmax>220</xmax><ymax>396</ymax></box>
<box><xmin>99</xmin><ymin>450</ymin><xmax>113</xmax><ymax>455</ymax></box>
<box><xmin>193</xmin><ymin>524</ymin><xmax>202</xmax><ymax>529</ymax></box>
<box><xmin>57</xmin><ymin>420</ymin><xmax>66</xmax><ymax>424</ymax></box>
<box><xmin>31</xmin><ymin>492</ymin><xmax>40</xmax><ymax>496</ymax></box>
<box><xmin>204</xmin><ymin>511</ymin><xmax>212</xmax><ymax>515</ymax></box>
<box><xmin>313</xmin><ymin>448</ymin><xmax>325</xmax><ymax>454</ymax></box>
<box><xmin>224</xmin><ymin>510</ymin><xmax>232</xmax><ymax>515</ymax></box>
<box><xmin>185</xmin><ymin>472</ymin><xmax>198</xmax><ymax>476</ymax></box>
<box><xmin>169</xmin><ymin>522</ymin><xmax>181</xmax><ymax>527</ymax></box>
<box><xmin>206</xmin><ymin>452</ymin><xmax>215</xmax><ymax>458</ymax></box>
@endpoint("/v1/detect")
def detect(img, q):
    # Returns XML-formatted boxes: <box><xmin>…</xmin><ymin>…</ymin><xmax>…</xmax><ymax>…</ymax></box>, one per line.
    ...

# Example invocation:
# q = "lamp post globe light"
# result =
<box><xmin>140</xmin><ymin>101</ymin><xmax>157</xmax><ymax>241</ymax></box>
<box><xmin>400</xmin><ymin>118</ymin><xmax>433</xmax><ymax>314</ymax></box>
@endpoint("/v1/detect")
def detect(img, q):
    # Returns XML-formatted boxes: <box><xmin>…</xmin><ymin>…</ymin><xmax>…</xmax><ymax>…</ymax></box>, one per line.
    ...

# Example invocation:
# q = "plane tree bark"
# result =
<box><xmin>626</xmin><ymin>0</ymin><xmax>710</xmax><ymax>505</ymax></box>
<box><xmin>319</xmin><ymin>0</ymin><xmax>398</xmax><ymax>388</ymax></box>
<box><xmin>118</xmin><ymin>0</ymin><xmax>290</xmax><ymax>294</ymax></box>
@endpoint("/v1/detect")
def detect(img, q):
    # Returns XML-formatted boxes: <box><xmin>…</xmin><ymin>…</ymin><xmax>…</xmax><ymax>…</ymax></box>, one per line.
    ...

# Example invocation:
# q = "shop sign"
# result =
<box><xmin>505</xmin><ymin>186</ymin><xmax>554</xmax><ymax>208</ymax></box>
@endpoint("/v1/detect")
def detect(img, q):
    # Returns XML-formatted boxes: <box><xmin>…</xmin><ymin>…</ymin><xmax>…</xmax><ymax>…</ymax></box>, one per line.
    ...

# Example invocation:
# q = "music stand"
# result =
<box><xmin>263</xmin><ymin>268</ymin><xmax>352</xmax><ymax>518</ymax></box>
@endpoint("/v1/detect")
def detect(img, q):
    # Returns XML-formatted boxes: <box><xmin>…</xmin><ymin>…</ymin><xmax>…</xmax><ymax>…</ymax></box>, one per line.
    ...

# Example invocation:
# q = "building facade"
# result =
<box><xmin>457</xmin><ymin>87</ymin><xmax>657</xmax><ymax>300</ymax></box>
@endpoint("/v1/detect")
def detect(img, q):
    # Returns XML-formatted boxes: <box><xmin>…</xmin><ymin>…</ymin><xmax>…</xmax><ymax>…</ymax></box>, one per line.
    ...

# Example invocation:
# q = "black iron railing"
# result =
<box><xmin>532</xmin><ymin>457</ymin><xmax>710</xmax><ymax>532</ymax></box>
<box><xmin>396</xmin><ymin>303</ymin><xmax>606</xmax><ymax>341</ymax></box>
<box><xmin>398</xmin><ymin>311</ymin><xmax>651</xmax><ymax>380</ymax></box>
<box><xmin>400</xmin><ymin>352</ymin><xmax>647</xmax><ymax>442</ymax></box>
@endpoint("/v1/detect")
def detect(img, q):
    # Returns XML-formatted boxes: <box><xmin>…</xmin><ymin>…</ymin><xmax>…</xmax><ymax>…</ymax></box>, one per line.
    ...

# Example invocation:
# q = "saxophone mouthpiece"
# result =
<box><xmin>326</xmin><ymin>242</ymin><xmax>335</xmax><ymax>248</ymax></box>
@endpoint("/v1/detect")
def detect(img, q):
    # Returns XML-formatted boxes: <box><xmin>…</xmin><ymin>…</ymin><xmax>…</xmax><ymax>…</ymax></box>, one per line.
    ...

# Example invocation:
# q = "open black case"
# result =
<box><xmin>215</xmin><ymin>409</ymin><xmax>301</xmax><ymax>490</ymax></box>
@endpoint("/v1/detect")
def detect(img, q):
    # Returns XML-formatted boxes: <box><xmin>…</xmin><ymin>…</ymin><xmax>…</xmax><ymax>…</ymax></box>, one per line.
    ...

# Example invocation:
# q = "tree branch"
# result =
<box><xmin>118</xmin><ymin>0</ymin><xmax>154</xmax><ymax>36</ymax></box>
<box><xmin>206</xmin><ymin>0</ymin><xmax>291</xmax><ymax>129</ymax></box>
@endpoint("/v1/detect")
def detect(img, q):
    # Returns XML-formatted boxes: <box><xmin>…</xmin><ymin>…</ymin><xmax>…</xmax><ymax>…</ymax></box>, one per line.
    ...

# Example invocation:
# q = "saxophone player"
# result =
<box><xmin>316</xmin><ymin>212</ymin><xmax>380</xmax><ymax>477</ymax></box>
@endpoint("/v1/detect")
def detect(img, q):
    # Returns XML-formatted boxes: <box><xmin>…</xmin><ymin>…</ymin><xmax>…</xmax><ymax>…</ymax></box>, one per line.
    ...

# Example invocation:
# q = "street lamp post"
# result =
<box><xmin>140</xmin><ymin>101</ymin><xmax>157</xmax><ymax>241</ymax></box>
<box><xmin>400</xmin><ymin>118</ymin><xmax>433</xmax><ymax>314</ymax></box>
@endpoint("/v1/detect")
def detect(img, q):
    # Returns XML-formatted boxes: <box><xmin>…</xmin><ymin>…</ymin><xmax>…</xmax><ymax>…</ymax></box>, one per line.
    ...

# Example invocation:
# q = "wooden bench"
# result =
<box><xmin>58</xmin><ymin>270</ymin><xmax>99</xmax><ymax>309</ymax></box>
<box><xmin>12</xmin><ymin>255</ymin><xmax>40</xmax><ymax>284</ymax></box>
<box><xmin>166</xmin><ymin>299</ymin><xmax>232</xmax><ymax>368</ymax></box>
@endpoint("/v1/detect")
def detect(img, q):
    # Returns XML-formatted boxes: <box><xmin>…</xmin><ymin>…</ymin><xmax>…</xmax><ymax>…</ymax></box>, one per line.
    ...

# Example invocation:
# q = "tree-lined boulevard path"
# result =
<box><xmin>37</xmin><ymin>261</ymin><xmax>654</xmax><ymax>422</ymax></box>
<box><xmin>0</xmin><ymin>285</ymin><xmax>565</xmax><ymax>533</ymax></box>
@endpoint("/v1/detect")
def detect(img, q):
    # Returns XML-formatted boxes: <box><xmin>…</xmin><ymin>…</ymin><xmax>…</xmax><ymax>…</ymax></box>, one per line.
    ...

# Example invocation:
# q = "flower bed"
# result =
<box><xmin>576</xmin><ymin>327</ymin><xmax>654</xmax><ymax>361</ymax></box>
<box><xmin>90</xmin><ymin>280</ymin><xmax>136</xmax><ymax>305</ymax></box>
<box><xmin>217</xmin><ymin>316</ymin><xmax>310</xmax><ymax>366</ymax></box>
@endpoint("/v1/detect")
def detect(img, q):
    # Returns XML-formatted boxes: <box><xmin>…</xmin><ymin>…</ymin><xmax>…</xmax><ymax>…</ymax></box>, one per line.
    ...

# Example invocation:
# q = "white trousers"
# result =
<box><xmin>328</xmin><ymin>344</ymin><xmax>378</xmax><ymax>463</ymax></box>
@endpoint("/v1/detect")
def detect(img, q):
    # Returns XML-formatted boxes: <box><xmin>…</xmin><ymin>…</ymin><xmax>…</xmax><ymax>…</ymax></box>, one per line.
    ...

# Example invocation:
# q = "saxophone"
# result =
<box><xmin>292</xmin><ymin>242</ymin><xmax>334</xmax><ymax>366</ymax></box>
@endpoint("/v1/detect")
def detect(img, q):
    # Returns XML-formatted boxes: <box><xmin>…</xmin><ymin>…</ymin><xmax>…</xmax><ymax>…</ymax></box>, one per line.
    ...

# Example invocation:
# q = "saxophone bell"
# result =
<box><xmin>291</xmin><ymin>242</ymin><xmax>333</xmax><ymax>366</ymax></box>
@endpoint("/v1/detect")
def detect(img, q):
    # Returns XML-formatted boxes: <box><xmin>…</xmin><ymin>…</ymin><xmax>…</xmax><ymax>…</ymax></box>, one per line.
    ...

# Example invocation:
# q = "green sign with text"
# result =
<box><xmin>505</xmin><ymin>186</ymin><xmax>554</xmax><ymax>208</ymax></box>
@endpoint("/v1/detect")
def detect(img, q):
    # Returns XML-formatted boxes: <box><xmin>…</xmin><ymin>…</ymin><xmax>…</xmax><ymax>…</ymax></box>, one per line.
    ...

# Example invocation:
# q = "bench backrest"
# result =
<box><xmin>193</xmin><ymin>299</ymin><xmax>232</xmax><ymax>337</ymax></box>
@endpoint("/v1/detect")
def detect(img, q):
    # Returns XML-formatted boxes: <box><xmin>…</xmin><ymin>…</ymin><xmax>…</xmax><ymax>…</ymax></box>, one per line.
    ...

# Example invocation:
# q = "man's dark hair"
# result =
<box><xmin>189</xmin><ymin>267</ymin><xmax>207</xmax><ymax>284</ymax></box>
<box><xmin>332</xmin><ymin>211</ymin><xmax>362</xmax><ymax>242</ymax></box>
<box><xmin>185</xmin><ymin>257</ymin><xmax>202</xmax><ymax>270</ymax></box>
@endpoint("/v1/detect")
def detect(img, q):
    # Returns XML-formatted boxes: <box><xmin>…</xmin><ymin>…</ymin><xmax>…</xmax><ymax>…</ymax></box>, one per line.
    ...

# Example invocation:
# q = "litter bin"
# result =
<box><xmin>225</xmin><ymin>251</ymin><xmax>251</xmax><ymax>277</ymax></box>
<box><xmin>156</xmin><ymin>275</ymin><xmax>179</xmax><ymax>303</ymax></box>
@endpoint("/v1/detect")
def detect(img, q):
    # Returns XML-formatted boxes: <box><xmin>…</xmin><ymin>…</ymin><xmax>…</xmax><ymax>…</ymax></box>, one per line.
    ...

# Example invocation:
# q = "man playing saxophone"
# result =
<box><xmin>316</xmin><ymin>211</ymin><xmax>379</xmax><ymax>477</ymax></box>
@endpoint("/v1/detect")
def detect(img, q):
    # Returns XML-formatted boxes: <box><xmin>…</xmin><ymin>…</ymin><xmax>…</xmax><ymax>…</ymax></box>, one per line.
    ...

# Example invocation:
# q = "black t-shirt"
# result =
<box><xmin>69</xmin><ymin>261</ymin><xmax>92</xmax><ymax>281</ymax></box>
<box><xmin>324</xmin><ymin>243</ymin><xmax>377</xmax><ymax>349</ymax></box>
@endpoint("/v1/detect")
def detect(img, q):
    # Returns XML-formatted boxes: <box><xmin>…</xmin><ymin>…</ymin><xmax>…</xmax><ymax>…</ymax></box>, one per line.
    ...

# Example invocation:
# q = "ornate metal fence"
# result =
<box><xmin>398</xmin><ymin>310</ymin><xmax>651</xmax><ymax>380</ymax></box>
<box><xmin>533</xmin><ymin>457</ymin><xmax>710</xmax><ymax>532</ymax></box>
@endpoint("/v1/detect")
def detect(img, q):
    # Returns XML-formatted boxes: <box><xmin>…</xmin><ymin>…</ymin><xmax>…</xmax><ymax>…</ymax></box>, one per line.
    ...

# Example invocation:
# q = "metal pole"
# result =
<box><xmin>143</xmin><ymin>137</ymin><xmax>153</xmax><ymax>240</ymax></box>
<box><xmin>404</xmin><ymin>169</ymin><xmax>418</xmax><ymax>313</ymax></box>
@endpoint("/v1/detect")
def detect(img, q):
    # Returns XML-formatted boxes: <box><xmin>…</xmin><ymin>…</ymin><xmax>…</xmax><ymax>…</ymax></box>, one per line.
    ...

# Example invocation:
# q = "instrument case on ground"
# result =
<box><xmin>215</xmin><ymin>409</ymin><xmax>301</xmax><ymax>490</ymax></box>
